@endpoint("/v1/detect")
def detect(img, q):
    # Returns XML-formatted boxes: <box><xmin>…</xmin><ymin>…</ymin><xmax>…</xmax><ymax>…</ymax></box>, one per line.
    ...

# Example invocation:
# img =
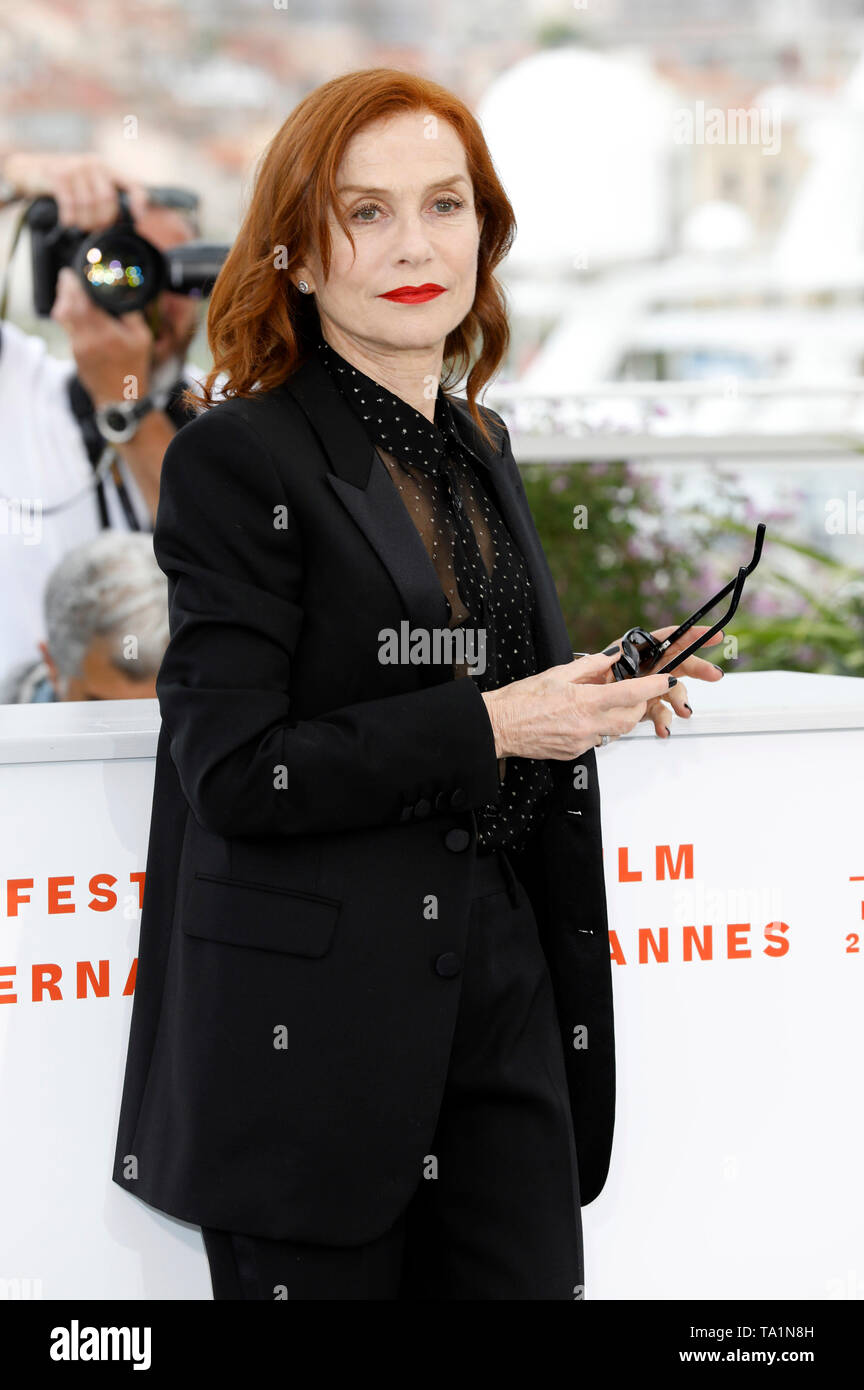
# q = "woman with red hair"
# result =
<box><xmin>113</xmin><ymin>67</ymin><xmax>719</xmax><ymax>1300</ymax></box>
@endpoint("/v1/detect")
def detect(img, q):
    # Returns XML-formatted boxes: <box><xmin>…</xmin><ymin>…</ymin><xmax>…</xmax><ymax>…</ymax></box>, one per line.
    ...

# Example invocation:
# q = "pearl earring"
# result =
<box><xmin>298</xmin><ymin>280</ymin><xmax>310</xmax><ymax>294</ymax></box>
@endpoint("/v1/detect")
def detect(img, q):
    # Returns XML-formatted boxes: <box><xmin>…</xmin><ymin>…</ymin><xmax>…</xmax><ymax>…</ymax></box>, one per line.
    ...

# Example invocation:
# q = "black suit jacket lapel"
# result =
<box><xmin>283</xmin><ymin>353</ymin><xmax>570</xmax><ymax>678</ymax></box>
<box><xmin>284</xmin><ymin>355</ymin><xmax>450</xmax><ymax>665</ymax></box>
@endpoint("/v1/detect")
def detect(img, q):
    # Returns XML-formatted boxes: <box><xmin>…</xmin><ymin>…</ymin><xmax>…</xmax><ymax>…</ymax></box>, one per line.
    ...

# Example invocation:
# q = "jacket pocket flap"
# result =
<box><xmin>182</xmin><ymin>872</ymin><xmax>340</xmax><ymax>958</ymax></box>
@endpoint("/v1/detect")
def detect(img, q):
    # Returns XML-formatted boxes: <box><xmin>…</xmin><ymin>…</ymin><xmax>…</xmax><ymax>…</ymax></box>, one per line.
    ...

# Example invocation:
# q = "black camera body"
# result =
<box><xmin>27</xmin><ymin>186</ymin><xmax>229</xmax><ymax>317</ymax></box>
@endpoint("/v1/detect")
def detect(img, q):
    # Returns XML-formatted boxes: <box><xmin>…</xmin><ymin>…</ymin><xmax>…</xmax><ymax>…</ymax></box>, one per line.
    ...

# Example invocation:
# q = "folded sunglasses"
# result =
<box><xmin>610</xmin><ymin>523</ymin><xmax>766</xmax><ymax>681</ymax></box>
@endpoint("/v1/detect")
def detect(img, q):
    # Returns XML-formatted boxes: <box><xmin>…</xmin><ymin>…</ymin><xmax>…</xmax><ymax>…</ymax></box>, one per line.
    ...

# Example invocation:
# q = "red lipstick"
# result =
<box><xmin>378</xmin><ymin>284</ymin><xmax>446</xmax><ymax>303</ymax></box>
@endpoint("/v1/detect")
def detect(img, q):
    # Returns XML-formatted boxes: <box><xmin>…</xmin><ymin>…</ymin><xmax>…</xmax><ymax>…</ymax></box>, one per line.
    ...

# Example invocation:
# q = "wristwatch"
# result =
<box><xmin>95</xmin><ymin>395</ymin><xmax>155</xmax><ymax>443</ymax></box>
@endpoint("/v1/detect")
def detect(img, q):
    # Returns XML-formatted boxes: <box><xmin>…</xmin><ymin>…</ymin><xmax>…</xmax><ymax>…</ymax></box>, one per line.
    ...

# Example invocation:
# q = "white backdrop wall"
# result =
<box><xmin>0</xmin><ymin>672</ymin><xmax>861</xmax><ymax>1299</ymax></box>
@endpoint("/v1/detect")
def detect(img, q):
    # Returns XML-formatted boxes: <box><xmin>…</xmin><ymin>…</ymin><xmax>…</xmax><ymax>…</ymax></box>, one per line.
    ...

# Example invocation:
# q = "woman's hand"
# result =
<box><xmin>596</xmin><ymin>624</ymin><xmax>725</xmax><ymax>740</ymax></box>
<box><xmin>481</xmin><ymin>651</ymin><xmax>679</xmax><ymax>761</ymax></box>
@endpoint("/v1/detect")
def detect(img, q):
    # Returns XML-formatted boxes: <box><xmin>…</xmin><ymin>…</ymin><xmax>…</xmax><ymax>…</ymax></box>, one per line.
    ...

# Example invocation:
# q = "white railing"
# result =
<box><xmin>485</xmin><ymin>379</ymin><xmax>864</xmax><ymax>461</ymax></box>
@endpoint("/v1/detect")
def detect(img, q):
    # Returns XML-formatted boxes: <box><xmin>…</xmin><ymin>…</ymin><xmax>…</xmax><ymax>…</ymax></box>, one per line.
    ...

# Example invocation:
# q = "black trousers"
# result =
<box><xmin>201</xmin><ymin>848</ymin><xmax>584</xmax><ymax>1300</ymax></box>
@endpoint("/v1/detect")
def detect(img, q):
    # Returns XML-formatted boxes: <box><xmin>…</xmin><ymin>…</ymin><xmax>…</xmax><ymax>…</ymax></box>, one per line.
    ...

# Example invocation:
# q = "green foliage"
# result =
<box><xmin>710</xmin><ymin>519</ymin><xmax>864</xmax><ymax>675</ymax></box>
<box><xmin>520</xmin><ymin>460</ymin><xmax>863</xmax><ymax>675</ymax></box>
<box><xmin>521</xmin><ymin>458</ymin><xmax>705</xmax><ymax>655</ymax></box>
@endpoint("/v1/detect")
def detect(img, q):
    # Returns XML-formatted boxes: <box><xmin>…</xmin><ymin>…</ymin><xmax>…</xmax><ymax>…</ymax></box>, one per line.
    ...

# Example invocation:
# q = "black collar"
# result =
<box><xmin>313</xmin><ymin>325</ymin><xmax>490</xmax><ymax>476</ymax></box>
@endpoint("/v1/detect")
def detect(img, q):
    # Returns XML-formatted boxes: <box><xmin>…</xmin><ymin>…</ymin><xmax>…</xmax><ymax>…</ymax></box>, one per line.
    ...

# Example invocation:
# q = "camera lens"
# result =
<box><xmin>72</xmin><ymin>227</ymin><xmax>165</xmax><ymax>315</ymax></box>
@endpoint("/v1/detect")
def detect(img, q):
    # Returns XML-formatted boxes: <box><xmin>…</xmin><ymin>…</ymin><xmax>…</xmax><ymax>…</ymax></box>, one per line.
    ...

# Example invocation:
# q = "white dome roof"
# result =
<box><xmin>681</xmin><ymin>200</ymin><xmax>754</xmax><ymax>254</ymax></box>
<box><xmin>477</xmin><ymin>46</ymin><xmax>675</xmax><ymax>272</ymax></box>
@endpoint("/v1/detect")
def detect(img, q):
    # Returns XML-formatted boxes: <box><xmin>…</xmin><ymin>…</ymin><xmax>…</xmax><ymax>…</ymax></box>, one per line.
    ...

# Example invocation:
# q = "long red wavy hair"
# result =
<box><xmin>186</xmin><ymin>67</ymin><xmax>516</xmax><ymax>450</ymax></box>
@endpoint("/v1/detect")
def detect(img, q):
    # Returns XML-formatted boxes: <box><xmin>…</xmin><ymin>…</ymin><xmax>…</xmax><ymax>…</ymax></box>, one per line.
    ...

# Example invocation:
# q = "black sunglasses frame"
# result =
<box><xmin>610</xmin><ymin>523</ymin><xmax>767</xmax><ymax>681</ymax></box>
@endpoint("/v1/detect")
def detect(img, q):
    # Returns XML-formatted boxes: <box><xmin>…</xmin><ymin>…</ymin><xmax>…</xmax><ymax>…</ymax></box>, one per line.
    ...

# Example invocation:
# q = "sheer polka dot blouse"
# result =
<box><xmin>315</xmin><ymin>326</ymin><xmax>553</xmax><ymax>857</ymax></box>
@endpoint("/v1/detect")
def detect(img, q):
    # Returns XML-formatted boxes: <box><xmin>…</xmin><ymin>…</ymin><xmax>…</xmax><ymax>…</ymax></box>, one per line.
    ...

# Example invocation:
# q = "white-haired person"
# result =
<box><xmin>0</xmin><ymin>530</ymin><xmax>168</xmax><ymax>703</ymax></box>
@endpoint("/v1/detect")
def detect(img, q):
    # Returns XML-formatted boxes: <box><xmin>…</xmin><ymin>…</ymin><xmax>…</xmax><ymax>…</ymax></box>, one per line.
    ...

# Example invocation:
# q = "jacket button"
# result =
<box><xmin>444</xmin><ymin>827</ymin><xmax>471</xmax><ymax>852</ymax></box>
<box><xmin>434</xmin><ymin>952</ymin><xmax>461</xmax><ymax>977</ymax></box>
<box><xmin>449</xmin><ymin>788</ymin><xmax>467</xmax><ymax>810</ymax></box>
<box><xmin>414</xmin><ymin>798</ymin><xmax>431</xmax><ymax>819</ymax></box>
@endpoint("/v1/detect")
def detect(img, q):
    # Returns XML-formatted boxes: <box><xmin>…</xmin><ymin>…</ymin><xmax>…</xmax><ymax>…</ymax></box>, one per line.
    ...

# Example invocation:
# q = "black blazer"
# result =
<box><xmin>111</xmin><ymin>352</ymin><xmax>615</xmax><ymax>1245</ymax></box>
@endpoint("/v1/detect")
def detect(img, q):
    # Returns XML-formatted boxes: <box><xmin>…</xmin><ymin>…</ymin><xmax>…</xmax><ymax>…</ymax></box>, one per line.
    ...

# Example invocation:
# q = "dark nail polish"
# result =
<box><xmin>684</xmin><ymin>702</ymin><xmax>692</xmax><ymax>712</ymax></box>
<box><xmin>665</xmin><ymin>726</ymin><xmax>672</xmax><ymax>735</ymax></box>
<box><xmin>668</xmin><ymin>676</ymin><xmax>677</xmax><ymax>686</ymax></box>
<box><xmin>603</xmin><ymin>644</ymin><xmax>620</xmax><ymax>655</ymax></box>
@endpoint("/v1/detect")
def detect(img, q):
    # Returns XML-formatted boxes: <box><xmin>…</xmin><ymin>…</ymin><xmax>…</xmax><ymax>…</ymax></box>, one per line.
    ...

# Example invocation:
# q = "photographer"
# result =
<box><xmin>0</xmin><ymin>153</ymin><xmax>204</xmax><ymax>679</ymax></box>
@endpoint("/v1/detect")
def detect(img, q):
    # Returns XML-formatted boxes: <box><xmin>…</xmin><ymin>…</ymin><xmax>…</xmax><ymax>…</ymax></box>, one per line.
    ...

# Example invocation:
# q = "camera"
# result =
<box><xmin>26</xmin><ymin>186</ymin><xmax>230</xmax><ymax>317</ymax></box>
